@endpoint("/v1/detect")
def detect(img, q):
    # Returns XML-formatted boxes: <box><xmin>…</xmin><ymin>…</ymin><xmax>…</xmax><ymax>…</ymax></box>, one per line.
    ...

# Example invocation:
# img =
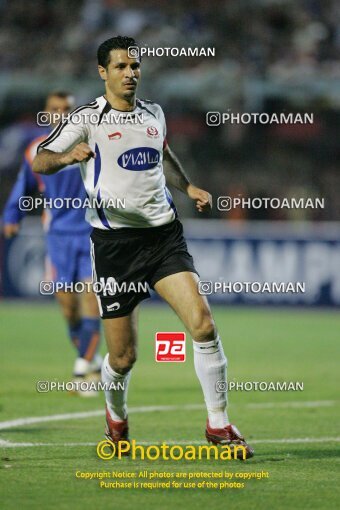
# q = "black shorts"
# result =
<box><xmin>90</xmin><ymin>219</ymin><xmax>198</xmax><ymax>318</ymax></box>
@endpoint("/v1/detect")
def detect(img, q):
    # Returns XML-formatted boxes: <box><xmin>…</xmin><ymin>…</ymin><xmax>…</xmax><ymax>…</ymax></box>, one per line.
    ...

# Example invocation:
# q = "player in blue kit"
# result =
<box><xmin>3</xmin><ymin>92</ymin><xmax>102</xmax><ymax>394</ymax></box>
<box><xmin>32</xmin><ymin>38</ymin><xmax>254</xmax><ymax>457</ymax></box>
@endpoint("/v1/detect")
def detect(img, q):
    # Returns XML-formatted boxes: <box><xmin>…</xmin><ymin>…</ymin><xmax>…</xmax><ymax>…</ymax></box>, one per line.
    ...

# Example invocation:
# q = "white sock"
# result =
<box><xmin>101</xmin><ymin>353</ymin><xmax>131</xmax><ymax>422</ymax></box>
<box><xmin>193</xmin><ymin>335</ymin><xmax>229</xmax><ymax>429</ymax></box>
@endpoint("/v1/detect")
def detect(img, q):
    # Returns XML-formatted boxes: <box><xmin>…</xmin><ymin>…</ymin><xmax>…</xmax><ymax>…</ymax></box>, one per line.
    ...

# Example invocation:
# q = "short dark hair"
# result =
<box><xmin>46</xmin><ymin>90</ymin><xmax>73</xmax><ymax>100</ymax></box>
<box><xmin>44</xmin><ymin>91</ymin><xmax>74</xmax><ymax>110</ymax></box>
<box><xmin>97</xmin><ymin>36</ymin><xmax>138</xmax><ymax>68</ymax></box>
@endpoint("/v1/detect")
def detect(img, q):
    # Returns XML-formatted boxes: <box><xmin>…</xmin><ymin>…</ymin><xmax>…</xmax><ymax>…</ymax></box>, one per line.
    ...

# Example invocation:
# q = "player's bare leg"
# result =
<box><xmin>154</xmin><ymin>271</ymin><xmax>216</xmax><ymax>340</ymax></box>
<box><xmin>154</xmin><ymin>271</ymin><xmax>254</xmax><ymax>458</ymax></box>
<box><xmin>101</xmin><ymin>308</ymin><xmax>139</xmax><ymax>445</ymax></box>
<box><xmin>78</xmin><ymin>284</ymin><xmax>102</xmax><ymax>383</ymax></box>
<box><xmin>55</xmin><ymin>288</ymin><xmax>101</xmax><ymax>395</ymax></box>
<box><xmin>81</xmin><ymin>283</ymin><xmax>100</xmax><ymax>319</ymax></box>
<box><xmin>80</xmin><ymin>282</ymin><xmax>102</xmax><ymax>362</ymax></box>
<box><xmin>103</xmin><ymin>307</ymin><xmax>138</xmax><ymax>374</ymax></box>
<box><xmin>55</xmin><ymin>290</ymin><xmax>80</xmax><ymax>328</ymax></box>
<box><xmin>153</xmin><ymin>272</ymin><xmax>226</xmax><ymax>423</ymax></box>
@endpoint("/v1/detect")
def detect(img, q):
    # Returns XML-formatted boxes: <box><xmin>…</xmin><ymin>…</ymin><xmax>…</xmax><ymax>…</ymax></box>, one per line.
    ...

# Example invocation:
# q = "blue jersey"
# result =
<box><xmin>3</xmin><ymin>134</ymin><xmax>91</xmax><ymax>234</ymax></box>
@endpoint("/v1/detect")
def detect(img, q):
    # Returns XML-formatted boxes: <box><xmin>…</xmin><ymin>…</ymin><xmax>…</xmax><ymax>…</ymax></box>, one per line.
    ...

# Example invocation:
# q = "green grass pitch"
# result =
<box><xmin>0</xmin><ymin>302</ymin><xmax>339</xmax><ymax>509</ymax></box>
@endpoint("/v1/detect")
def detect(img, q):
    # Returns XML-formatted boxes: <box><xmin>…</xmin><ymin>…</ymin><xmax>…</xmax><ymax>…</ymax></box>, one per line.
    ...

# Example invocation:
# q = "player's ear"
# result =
<box><xmin>98</xmin><ymin>65</ymin><xmax>107</xmax><ymax>81</ymax></box>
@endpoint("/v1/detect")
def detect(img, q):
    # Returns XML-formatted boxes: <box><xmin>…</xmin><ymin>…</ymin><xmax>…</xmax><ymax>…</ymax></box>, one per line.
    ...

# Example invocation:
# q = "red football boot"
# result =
<box><xmin>205</xmin><ymin>420</ymin><xmax>254</xmax><ymax>459</ymax></box>
<box><xmin>105</xmin><ymin>407</ymin><xmax>129</xmax><ymax>450</ymax></box>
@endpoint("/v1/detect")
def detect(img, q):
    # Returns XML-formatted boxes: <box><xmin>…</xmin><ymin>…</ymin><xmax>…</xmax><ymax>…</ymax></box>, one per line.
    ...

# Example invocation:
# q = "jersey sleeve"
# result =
<box><xmin>3</xmin><ymin>157</ymin><xmax>39</xmax><ymax>224</ymax></box>
<box><xmin>37</xmin><ymin>111</ymin><xmax>89</xmax><ymax>153</ymax></box>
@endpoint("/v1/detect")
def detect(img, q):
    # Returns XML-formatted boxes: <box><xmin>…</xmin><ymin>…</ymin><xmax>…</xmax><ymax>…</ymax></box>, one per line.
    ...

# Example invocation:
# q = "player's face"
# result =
<box><xmin>45</xmin><ymin>96</ymin><xmax>74</xmax><ymax>127</ymax></box>
<box><xmin>98</xmin><ymin>49</ymin><xmax>141</xmax><ymax>101</ymax></box>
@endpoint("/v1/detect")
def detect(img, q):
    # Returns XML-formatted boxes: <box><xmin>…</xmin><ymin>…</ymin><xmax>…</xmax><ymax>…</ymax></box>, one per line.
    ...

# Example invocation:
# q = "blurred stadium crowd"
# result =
<box><xmin>0</xmin><ymin>0</ymin><xmax>339</xmax><ymax>220</ymax></box>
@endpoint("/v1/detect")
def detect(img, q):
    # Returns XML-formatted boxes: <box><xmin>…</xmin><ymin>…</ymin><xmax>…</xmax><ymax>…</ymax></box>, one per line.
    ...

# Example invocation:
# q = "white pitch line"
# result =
<box><xmin>251</xmin><ymin>437</ymin><xmax>340</xmax><ymax>444</ymax></box>
<box><xmin>246</xmin><ymin>400</ymin><xmax>336</xmax><ymax>409</ymax></box>
<box><xmin>0</xmin><ymin>401</ymin><xmax>337</xmax><ymax>431</ymax></box>
<box><xmin>1</xmin><ymin>399</ymin><xmax>339</xmax><ymax>449</ymax></box>
<box><xmin>0</xmin><ymin>404</ymin><xmax>205</xmax><ymax>431</ymax></box>
<box><xmin>0</xmin><ymin>410</ymin><xmax>104</xmax><ymax>431</ymax></box>
<box><xmin>0</xmin><ymin>400</ymin><xmax>336</xmax><ymax>430</ymax></box>
<box><xmin>1</xmin><ymin>437</ymin><xmax>340</xmax><ymax>448</ymax></box>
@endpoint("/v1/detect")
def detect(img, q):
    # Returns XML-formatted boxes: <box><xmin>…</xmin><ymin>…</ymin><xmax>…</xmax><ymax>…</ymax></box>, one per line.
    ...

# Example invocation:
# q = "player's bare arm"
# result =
<box><xmin>163</xmin><ymin>144</ymin><xmax>212</xmax><ymax>213</ymax></box>
<box><xmin>32</xmin><ymin>143</ymin><xmax>95</xmax><ymax>175</ymax></box>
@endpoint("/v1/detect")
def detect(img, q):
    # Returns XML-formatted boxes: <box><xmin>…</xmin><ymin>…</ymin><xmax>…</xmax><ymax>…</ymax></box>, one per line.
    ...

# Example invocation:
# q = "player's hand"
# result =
<box><xmin>187</xmin><ymin>184</ymin><xmax>212</xmax><ymax>213</ymax></box>
<box><xmin>62</xmin><ymin>143</ymin><xmax>96</xmax><ymax>165</ymax></box>
<box><xmin>3</xmin><ymin>223</ymin><xmax>20</xmax><ymax>238</ymax></box>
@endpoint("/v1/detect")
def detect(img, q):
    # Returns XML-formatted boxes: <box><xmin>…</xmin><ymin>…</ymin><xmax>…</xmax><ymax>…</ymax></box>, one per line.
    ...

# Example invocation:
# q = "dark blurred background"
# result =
<box><xmin>0</xmin><ymin>0</ymin><xmax>339</xmax><ymax>220</ymax></box>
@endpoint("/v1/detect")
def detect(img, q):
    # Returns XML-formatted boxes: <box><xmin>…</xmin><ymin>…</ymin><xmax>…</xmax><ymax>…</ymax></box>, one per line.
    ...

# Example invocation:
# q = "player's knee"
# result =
<box><xmin>63</xmin><ymin>305</ymin><xmax>79</xmax><ymax>325</ymax></box>
<box><xmin>109</xmin><ymin>350</ymin><xmax>137</xmax><ymax>375</ymax></box>
<box><xmin>191</xmin><ymin>312</ymin><xmax>216</xmax><ymax>341</ymax></box>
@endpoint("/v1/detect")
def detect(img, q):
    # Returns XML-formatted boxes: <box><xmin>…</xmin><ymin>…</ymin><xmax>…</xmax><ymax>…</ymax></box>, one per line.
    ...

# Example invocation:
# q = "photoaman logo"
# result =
<box><xmin>97</xmin><ymin>439</ymin><xmax>247</xmax><ymax>461</ymax></box>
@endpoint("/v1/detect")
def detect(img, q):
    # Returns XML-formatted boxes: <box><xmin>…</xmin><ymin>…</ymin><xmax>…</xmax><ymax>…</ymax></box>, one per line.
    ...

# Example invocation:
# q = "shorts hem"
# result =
<box><xmin>150</xmin><ymin>268</ymin><xmax>199</xmax><ymax>289</ymax></box>
<box><xmin>100</xmin><ymin>294</ymin><xmax>150</xmax><ymax>319</ymax></box>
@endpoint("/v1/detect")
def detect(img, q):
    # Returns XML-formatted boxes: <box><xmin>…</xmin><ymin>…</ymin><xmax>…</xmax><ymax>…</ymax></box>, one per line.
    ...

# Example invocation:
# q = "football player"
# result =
<box><xmin>32</xmin><ymin>38</ymin><xmax>253</xmax><ymax>457</ymax></box>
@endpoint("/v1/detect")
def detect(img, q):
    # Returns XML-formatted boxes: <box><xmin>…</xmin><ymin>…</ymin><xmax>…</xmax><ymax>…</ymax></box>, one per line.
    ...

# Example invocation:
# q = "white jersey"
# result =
<box><xmin>38</xmin><ymin>96</ymin><xmax>177</xmax><ymax>229</ymax></box>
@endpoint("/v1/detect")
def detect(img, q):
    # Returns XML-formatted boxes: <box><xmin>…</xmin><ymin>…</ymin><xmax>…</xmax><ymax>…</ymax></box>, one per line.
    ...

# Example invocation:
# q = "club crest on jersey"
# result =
<box><xmin>118</xmin><ymin>147</ymin><xmax>160</xmax><ymax>171</ymax></box>
<box><xmin>146</xmin><ymin>126</ymin><xmax>159</xmax><ymax>138</ymax></box>
<box><xmin>108</xmin><ymin>132</ymin><xmax>122</xmax><ymax>140</ymax></box>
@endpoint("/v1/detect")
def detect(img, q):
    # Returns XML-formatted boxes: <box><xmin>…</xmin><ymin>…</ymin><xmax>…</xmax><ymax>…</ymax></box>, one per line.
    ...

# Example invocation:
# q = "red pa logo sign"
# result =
<box><xmin>155</xmin><ymin>332</ymin><xmax>186</xmax><ymax>362</ymax></box>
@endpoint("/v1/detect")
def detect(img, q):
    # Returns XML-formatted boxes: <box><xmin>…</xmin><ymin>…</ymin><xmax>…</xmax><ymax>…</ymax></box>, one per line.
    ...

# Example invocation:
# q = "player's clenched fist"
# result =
<box><xmin>187</xmin><ymin>184</ymin><xmax>212</xmax><ymax>213</ymax></box>
<box><xmin>63</xmin><ymin>143</ymin><xmax>96</xmax><ymax>165</ymax></box>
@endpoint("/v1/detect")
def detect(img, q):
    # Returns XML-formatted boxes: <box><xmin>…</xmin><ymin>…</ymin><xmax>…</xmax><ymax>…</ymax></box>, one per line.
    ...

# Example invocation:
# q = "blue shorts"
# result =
<box><xmin>46</xmin><ymin>233</ymin><xmax>92</xmax><ymax>284</ymax></box>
